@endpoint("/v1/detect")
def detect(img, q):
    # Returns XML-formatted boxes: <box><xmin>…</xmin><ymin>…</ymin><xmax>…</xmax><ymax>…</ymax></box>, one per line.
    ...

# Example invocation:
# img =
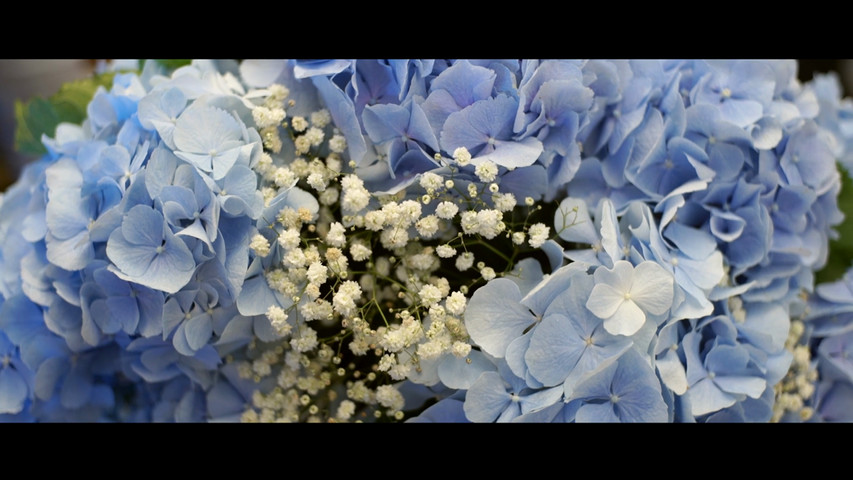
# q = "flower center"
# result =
<box><xmin>721</xmin><ymin>88</ymin><xmax>732</xmax><ymax>98</ymax></box>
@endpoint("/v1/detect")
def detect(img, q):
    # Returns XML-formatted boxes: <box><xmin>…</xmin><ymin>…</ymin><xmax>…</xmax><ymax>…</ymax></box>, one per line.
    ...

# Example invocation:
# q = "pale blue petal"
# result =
<box><xmin>34</xmin><ymin>356</ymin><xmax>66</xmax><ymax>401</ymax></box>
<box><xmin>59</xmin><ymin>364</ymin><xmax>92</xmax><ymax>409</ymax></box>
<box><xmin>586</xmin><ymin>283</ymin><xmax>625</xmax><ymax>319</ymax></box>
<box><xmin>689</xmin><ymin>377</ymin><xmax>737</xmax><ymax>416</ymax></box>
<box><xmin>463</xmin><ymin>371</ymin><xmax>511</xmax><ymax>423</ymax></box>
<box><xmin>472</xmin><ymin>136</ymin><xmax>543</xmax><ymax>170</ymax></box>
<box><xmin>525</xmin><ymin>313</ymin><xmax>586</xmax><ymax>386</ymax></box>
<box><xmin>173</xmin><ymin>105</ymin><xmax>243</xmax><ymax>154</ymax></box>
<box><xmin>629</xmin><ymin>261</ymin><xmax>674</xmax><ymax>315</ymax></box>
<box><xmin>575</xmin><ymin>402</ymin><xmax>620</xmax><ymax>422</ymax></box>
<box><xmin>656</xmin><ymin>349</ymin><xmax>688</xmax><ymax>395</ymax></box>
<box><xmin>46</xmin><ymin>230</ymin><xmax>94</xmax><ymax>272</ymax></box>
<box><xmin>437</xmin><ymin>349</ymin><xmax>495</xmax><ymax>390</ymax></box>
<box><xmin>554</xmin><ymin>197</ymin><xmax>598</xmax><ymax>244</ymax></box>
<box><xmin>465</xmin><ymin>278</ymin><xmax>536</xmax><ymax>358</ymax></box>
<box><xmin>0</xmin><ymin>368</ymin><xmax>29</xmax><ymax>414</ymax></box>
<box><xmin>602</xmin><ymin>299</ymin><xmax>646</xmax><ymax>336</ymax></box>
<box><xmin>713</xmin><ymin>375</ymin><xmax>766</xmax><ymax>398</ymax></box>
<box><xmin>184</xmin><ymin>315</ymin><xmax>213</xmax><ymax>352</ymax></box>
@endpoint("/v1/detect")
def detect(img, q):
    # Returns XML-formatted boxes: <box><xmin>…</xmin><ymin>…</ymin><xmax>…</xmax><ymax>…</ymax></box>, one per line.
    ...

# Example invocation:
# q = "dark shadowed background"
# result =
<box><xmin>1</xmin><ymin>59</ymin><xmax>850</xmax><ymax>192</ymax></box>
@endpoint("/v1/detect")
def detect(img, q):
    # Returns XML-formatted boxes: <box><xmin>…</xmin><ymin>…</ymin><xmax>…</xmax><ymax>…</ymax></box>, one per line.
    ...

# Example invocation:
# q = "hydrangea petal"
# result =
<box><xmin>465</xmin><ymin>278</ymin><xmax>536</xmax><ymax>357</ymax></box>
<box><xmin>629</xmin><ymin>261</ymin><xmax>674</xmax><ymax>315</ymax></box>
<box><xmin>463</xmin><ymin>371</ymin><xmax>511</xmax><ymax>423</ymax></box>
<box><xmin>0</xmin><ymin>367</ymin><xmax>29</xmax><ymax>414</ymax></box>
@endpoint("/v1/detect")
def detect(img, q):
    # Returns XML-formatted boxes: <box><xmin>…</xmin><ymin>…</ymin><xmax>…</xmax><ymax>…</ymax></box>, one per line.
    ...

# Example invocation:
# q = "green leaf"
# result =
<box><xmin>154</xmin><ymin>59</ymin><xmax>192</xmax><ymax>70</ymax></box>
<box><xmin>13</xmin><ymin>71</ymin><xmax>116</xmax><ymax>156</ymax></box>
<box><xmin>817</xmin><ymin>163</ymin><xmax>853</xmax><ymax>284</ymax></box>
<box><xmin>14</xmin><ymin>97</ymin><xmax>59</xmax><ymax>155</ymax></box>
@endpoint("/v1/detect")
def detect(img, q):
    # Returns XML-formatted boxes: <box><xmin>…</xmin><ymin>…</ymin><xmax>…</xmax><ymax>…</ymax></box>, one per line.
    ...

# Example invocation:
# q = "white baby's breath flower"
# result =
<box><xmin>435</xmin><ymin>201</ymin><xmax>459</xmax><ymax>220</ymax></box>
<box><xmin>419</xmin><ymin>284</ymin><xmax>444</xmax><ymax>307</ymax></box>
<box><xmin>250</xmin><ymin>233</ymin><xmax>271</xmax><ymax>257</ymax></box>
<box><xmin>375</xmin><ymin>385</ymin><xmax>405</xmax><ymax>412</ymax></box>
<box><xmin>325</xmin><ymin>221</ymin><xmax>347</xmax><ymax>248</ymax></box>
<box><xmin>277</xmin><ymin>228</ymin><xmax>301</xmax><ymax>251</ymax></box>
<box><xmin>310</xmin><ymin>109</ymin><xmax>331</xmax><ymax>128</ymax></box>
<box><xmin>453</xmin><ymin>146</ymin><xmax>472</xmax><ymax>166</ymax></box>
<box><xmin>475</xmin><ymin>160</ymin><xmax>498</xmax><ymax>182</ymax></box>
<box><xmin>304</xmin><ymin>126</ymin><xmax>325</xmax><ymax>146</ymax></box>
<box><xmin>319</xmin><ymin>187</ymin><xmax>339</xmax><ymax>206</ymax></box>
<box><xmin>333</xmin><ymin>280</ymin><xmax>362</xmax><ymax>318</ymax></box>
<box><xmin>273</xmin><ymin>167</ymin><xmax>297</xmax><ymax>188</ymax></box>
<box><xmin>290</xmin><ymin>116</ymin><xmax>309</xmax><ymax>132</ymax></box>
<box><xmin>419</xmin><ymin>172</ymin><xmax>443</xmax><ymax>192</ymax></box>
<box><xmin>416</xmin><ymin>215</ymin><xmax>440</xmax><ymax>238</ymax></box>
<box><xmin>528</xmin><ymin>223</ymin><xmax>550</xmax><ymax>248</ymax></box>
<box><xmin>294</xmin><ymin>135</ymin><xmax>312</xmax><ymax>154</ymax></box>
<box><xmin>252</xmin><ymin>106</ymin><xmax>286</xmax><ymax>128</ymax></box>
<box><xmin>307</xmin><ymin>262</ymin><xmax>328</xmax><ymax>286</ymax></box>
<box><xmin>480</xmin><ymin>266</ymin><xmax>496</xmax><ymax>281</ymax></box>
<box><xmin>329</xmin><ymin>134</ymin><xmax>347</xmax><ymax>153</ymax></box>
<box><xmin>349</xmin><ymin>242</ymin><xmax>372</xmax><ymax>262</ymax></box>
<box><xmin>492</xmin><ymin>192</ymin><xmax>517</xmax><ymax>212</ymax></box>
<box><xmin>306</xmin><ymin>172</ymin><xmax>327</xmax><ymax>192</ymax></box>
<box><xmin>451</xmin><ymin>341</ymin><xmax>472</xmax><ymax>358</ymax></box>
<box><xmin>266</xmin><ymin>305</ymin><xmax>291</xmax><ymax>337</ymax></box>
<box><xmin>456</xmin><ymin>252</ymin><xmax>475</xmax><ymax>271</ymax></box>
<box><xmin>445</xmin><ymin>291</ymin><xmax>467</xmax><ymax>316</ymax></box>
<box><xmin>290</xmin><ymin>327</ymin><xmax>319</xmax><ymax>353</ymax></box>
<box><xmin>436</xmin><ymin>244</ymin><xmax>456</xmax><ymax>258</ymax></box>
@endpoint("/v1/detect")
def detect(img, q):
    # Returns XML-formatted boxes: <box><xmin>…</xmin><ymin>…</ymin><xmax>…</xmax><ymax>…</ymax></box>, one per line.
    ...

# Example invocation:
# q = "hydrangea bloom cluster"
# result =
<box><xmin>1</xmin><ymin>59</ymin><xmax>852</xmax><ymax>423</ymax></box>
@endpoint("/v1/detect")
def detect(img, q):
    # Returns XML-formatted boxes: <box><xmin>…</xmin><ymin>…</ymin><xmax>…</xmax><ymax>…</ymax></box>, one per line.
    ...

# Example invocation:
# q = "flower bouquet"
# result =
<box><xmin>2</xmin><ymin>59</ymin><xmax>853</xmax><ymax>422</ymax></box>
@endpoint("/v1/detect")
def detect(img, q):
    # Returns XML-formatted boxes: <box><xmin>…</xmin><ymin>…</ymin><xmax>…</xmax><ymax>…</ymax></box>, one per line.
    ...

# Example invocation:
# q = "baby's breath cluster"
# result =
<box><xmin>771</xmin><ymin>318</ymin><xmax>818</xmax><ymax>422</ymax></box>
<box><xmin>232</xmin><ymin>98</ymin><xmax>556</xmax><ymax>422</ymax></box>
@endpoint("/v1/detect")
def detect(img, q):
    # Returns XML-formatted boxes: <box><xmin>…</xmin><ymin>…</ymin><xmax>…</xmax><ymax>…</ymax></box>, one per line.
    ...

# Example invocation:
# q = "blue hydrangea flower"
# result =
<box><xmin>106</xmin><ymin>204</ymin><xmax>196</xmax><ymax>294</ymax></box>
